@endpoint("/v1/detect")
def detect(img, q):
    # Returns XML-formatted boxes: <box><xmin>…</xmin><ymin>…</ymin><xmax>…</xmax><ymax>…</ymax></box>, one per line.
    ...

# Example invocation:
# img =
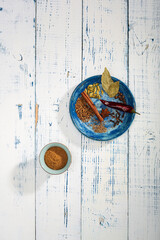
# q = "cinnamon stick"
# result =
<box><xmin>81</xmin><ymin>91</ymin><xmax>104</xmax><ymax>122</ymax></box>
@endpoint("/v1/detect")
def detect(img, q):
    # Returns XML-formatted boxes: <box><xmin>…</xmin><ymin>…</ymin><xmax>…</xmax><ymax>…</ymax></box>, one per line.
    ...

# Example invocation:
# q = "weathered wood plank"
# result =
<box><xmin>36</xmin><ymin>0</ymin><xmax>81</xmax><ymax>239</ymax></box>
<box><xmin>82</xmin><ymin>0</ymin><xmax>128</xmax><ymax>239</ymax></box>
<box><xmin>0</xmin><ymin>0</ymin><xmax>35</xmax><ymax>239</ymax></box>
<box><xmin>129</xmin><ymin>0</ymin><xmax>160</xmax><ymax>239</ymax></box>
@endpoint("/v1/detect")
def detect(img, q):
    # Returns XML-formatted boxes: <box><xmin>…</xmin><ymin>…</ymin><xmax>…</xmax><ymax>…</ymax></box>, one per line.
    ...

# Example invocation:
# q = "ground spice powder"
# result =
<box><xmin>44</xmin><ymin>146</ymin><xmax>68</xmax><ymax>170</ymax></box>
<box><xmin>92</xmin><ymin>122</ymin><xmax>107</xmax><ymax>133</ymax></box>
<box><xmin>75</xmin><ymin>96</ymin><xmax>107</xmax><ymax>133</ymax></box>
<box><xmin>75</xmin><ymin>96</ymin><xmax>95</xmax><ymax>122</ymax></box>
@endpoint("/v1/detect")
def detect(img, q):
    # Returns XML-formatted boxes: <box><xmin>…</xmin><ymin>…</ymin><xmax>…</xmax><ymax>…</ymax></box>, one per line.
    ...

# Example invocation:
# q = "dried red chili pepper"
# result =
<box><xmin>100</xmin><ymin>99</ymin><xmax>140</xmax><ymax>115</ymax></box>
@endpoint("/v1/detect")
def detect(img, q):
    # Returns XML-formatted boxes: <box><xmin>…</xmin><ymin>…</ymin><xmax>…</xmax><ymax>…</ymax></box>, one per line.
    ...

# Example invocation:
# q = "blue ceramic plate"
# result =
<box><xmin>39</xmin><ymin>142</ymin><xmax>72</xmax><ymax>174</ymax></box>
<box><xmin>69</xmin><ymin>75</ymin><xmax>136</xmax><ymax>141</ymax></box>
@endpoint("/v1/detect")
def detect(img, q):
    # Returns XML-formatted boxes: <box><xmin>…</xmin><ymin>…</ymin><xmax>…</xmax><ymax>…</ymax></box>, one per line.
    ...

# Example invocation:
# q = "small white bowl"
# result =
<box><xmin>39</xmin><ymin>142</ymin><xmax>72</xmax><ymax>175</ymax></box>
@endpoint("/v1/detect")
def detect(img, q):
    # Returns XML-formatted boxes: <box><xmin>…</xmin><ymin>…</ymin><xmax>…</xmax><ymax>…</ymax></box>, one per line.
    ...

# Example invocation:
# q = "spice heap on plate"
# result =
<box><xmin>44</xmin><ymin>146</ymin><xmax>68</xmax><ymax>170</ymax></box>
<box><xmin>74</xmin><ymin>67</ymin><xmax>139</xmax><ymax>134</ymax></box>
<box><xmin>101</xmin><ymin>108</ymin><xmax>110</xmax><ymax>119</ymax></box>
<box><xmin>115</xmin><ymin>92</ymin><xmax>126</xmax><ymax>104</ymax></box>
<box><xmin>85</xmin><ymin>83</ymin><xmax>103</xmax><ymax>99</ymax></box>
<box><xmin>75</xmin><ymin>92</ymin><xmax>107</xmax><ymax>133</ymax></box>
<box><xmin>81</xmin><ymin>91</ymin><xmax>103</xmax><ymax>122</ymax></box>
<box><xmin>75</xmin><ymin>96</ymin><xmax>95</xmax><ymax>122</ymax></box>
<box><xmin>92</xmin><ymin>122</ymin><xmax>107</xmax><ymax>133</ymax></box>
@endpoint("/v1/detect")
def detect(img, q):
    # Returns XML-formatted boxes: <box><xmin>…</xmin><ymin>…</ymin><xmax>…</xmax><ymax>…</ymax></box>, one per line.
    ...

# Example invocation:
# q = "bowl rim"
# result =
<box><xmin>39</xmin><ymin>142</ymin><xmax>72</xmax><ymax>175</ymax></box>
<box><xmin>69</xmin><ymin>75</ymin><xmax>136</xmax><ymax>141</ymax></box>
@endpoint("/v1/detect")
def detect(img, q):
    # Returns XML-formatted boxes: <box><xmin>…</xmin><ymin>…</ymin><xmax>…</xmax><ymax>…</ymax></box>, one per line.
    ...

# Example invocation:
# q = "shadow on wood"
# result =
<box><xmin>10</xmin><ymin>159</ymin><xmax>50</xmax><ymax>195</ymax></box>
<box><xmin>58</xmin><ymin>86</ymin><xmax>81</xmax><ymax>146</ymax></box>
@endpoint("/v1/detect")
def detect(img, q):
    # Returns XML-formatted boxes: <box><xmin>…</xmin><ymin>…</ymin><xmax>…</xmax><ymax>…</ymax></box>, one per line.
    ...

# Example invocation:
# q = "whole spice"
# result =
<box><xmin>101</xmin><ymin>108</ymin><xmax>110</xmax><ymax>119</ymax></box>
<box><xmin>75</xmin><ymin>96</ymin><xmax>107</xmax><ymax>133</ymax></box>
<box><xmin>44</xmin><ymin>146</ymin><xmax>68</xmax><ymax>170</ymax></box>
<box><xmin>115</xmin><ymin>92</ymin><xmax>126</xmax><ymax>104</ymax></box>
<box><xmin>81</xmin><ymin>91</ymin><xmax>104</xmax><ymax>122</ymax></box>
<box><xmin>85</xmin><ymin>83</ymin><xmax>101</xmax><ymax>99</ymax></box>
<box><xmin>109</xmin><ymin>111</ymin><xmax>123</xmax><ymax>127</ymax></box>
<box><xmin>101</xmin><ymin>67</ymin><xmax>119</xmax><ymax>97</ymax></box>
<box><xmin>100</xmin><ymin>99</ymin><xmax>140</xmax><ymax>114</ymax></box>
<box><xmin>75</xmin><ymin>96</ymin><xmax>95</xmax><ymax>122</ymax></box>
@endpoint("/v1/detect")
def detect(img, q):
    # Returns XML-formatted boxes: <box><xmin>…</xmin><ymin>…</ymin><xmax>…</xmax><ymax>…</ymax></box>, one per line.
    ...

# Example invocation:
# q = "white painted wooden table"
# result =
<box><xmin>0</xmin><ymin>0</ymin><xmax>160</xmax><ymax>239</ymax></box>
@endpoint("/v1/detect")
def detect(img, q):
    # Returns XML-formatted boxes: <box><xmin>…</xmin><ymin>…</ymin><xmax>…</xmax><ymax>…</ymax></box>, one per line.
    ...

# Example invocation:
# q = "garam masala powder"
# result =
<box><xmin>44</xmin><ymin>146</ymin><xmax>68</xmax><ymax>170</ymax></box>
<box><xmin>75</xmin><ymin>96</ymin><xmax>107</xmax><ymax>133</ymax></box>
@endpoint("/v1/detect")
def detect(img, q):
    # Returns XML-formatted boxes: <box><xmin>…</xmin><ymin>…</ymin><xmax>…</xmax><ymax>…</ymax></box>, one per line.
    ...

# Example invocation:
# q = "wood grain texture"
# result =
<box><xmin>36</xmin><ymin>0</ymin><xmax>81</xmax><ymax>239</ymax></box>
<box><xmin>0</xmin><ymin>0</ymin><xmax>160</xmax><ymax>239</ymax></box>
<box><xmin>129</xmin><ymin>0</ymin><xmax>160</xmax><ymax>239</ymax></box>
<box><xmin>82</xmin><ymin>0</ymin><xmax>128</xmax><ymax>239</ymax></box>
<box><xmin>0</xmin><ymin>0</ymin><xmax>35</xmax><ymax>239</ymax></box>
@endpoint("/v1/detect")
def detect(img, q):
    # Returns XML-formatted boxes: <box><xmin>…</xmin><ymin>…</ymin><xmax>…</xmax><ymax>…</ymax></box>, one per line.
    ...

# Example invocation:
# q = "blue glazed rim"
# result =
<box><xmin>69</xmin><ymin>75</ymin><xmax>136</xmax><ymax>141</ymax></box>
<box><xmin>39</xmin><ymin>142</ymin><xmax>72</xmax><ymax>175</ymax></box>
